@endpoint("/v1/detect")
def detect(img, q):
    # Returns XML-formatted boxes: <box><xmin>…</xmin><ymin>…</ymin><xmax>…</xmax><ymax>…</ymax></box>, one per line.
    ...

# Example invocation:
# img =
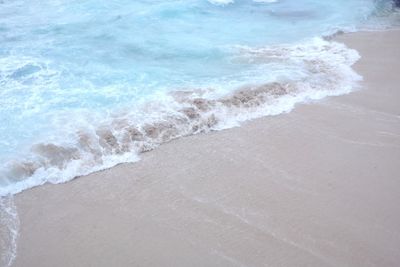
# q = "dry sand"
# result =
<box><xmin>12</xmin><ymin>29</ymin><xmax>400</xmax><ymax>267</ymax></box>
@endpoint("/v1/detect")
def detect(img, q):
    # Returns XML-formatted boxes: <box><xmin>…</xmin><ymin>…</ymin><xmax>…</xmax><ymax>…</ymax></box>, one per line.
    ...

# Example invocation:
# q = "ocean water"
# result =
<box><xmin>0</xmin><ymin>0</ymin><xmax>398</xmax><ymax>197</ymax></box>
<box><xmin>0</xmin><ymin>1</ymin><xmax>399</xmax><ymax>265</ymax></box>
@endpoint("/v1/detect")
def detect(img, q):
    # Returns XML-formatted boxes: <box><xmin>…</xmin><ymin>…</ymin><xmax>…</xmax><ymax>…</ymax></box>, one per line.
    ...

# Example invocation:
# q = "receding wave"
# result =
<box><xmin>0</xmin><ymin>196</ymin><xmax>19</xmax><ymax>267</ymax></box>
<box><xmin>0</xmin><ymin>38</ymin><xmax>361</xmax><ymax>196</ymax></box>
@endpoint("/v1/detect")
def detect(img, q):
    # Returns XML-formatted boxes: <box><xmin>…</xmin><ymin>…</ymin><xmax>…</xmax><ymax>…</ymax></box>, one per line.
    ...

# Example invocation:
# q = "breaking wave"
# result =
<box><xmin>0</xmin><ymin>38</ymin><xmax>361</xmax><ymax>196</ymax></box>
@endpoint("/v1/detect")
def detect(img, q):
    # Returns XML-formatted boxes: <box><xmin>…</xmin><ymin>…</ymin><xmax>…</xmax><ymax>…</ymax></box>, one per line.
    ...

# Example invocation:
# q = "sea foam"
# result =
<box><xmin>0</xmin><ymin>0</ymin><xmax>397</xmax><ymax>196</ymax></box>
<box><xmin>0</xmin><ymin>38</ymin><xmax>361</xmax><ymax>196</ymax></box>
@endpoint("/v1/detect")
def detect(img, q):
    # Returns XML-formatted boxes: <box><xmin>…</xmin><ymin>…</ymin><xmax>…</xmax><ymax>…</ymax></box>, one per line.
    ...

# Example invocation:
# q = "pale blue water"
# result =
<box><xmin>0</xmin><ymin>0</ymin><xmax>397</xmax><ymax>195</ymax></box>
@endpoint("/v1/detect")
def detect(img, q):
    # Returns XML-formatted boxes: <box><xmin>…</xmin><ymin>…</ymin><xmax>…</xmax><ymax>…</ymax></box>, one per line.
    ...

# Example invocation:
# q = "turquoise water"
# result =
<box><xmin>0</xmin><ymin>0</ymin><xmax>397</xmax><ymax>195</ymax></box>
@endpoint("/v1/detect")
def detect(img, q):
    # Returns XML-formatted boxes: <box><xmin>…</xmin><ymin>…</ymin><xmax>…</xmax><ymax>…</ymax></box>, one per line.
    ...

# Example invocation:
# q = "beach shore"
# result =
<box><xmin>12</xmin><ymin>29</ymin><xmax>400</xmax><ymax>267</ymax></box>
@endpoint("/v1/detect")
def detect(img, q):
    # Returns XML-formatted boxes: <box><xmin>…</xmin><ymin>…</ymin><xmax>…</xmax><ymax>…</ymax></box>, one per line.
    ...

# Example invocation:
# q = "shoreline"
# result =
<box><xmin>0</xmin><ymin>35</ymin><xmax>360</xmax><ymax>197</ymax></box>
<box><xmin>10</xmin><ymin>29</ymin><xmax>400</xmax><ymax>266</ymax></box>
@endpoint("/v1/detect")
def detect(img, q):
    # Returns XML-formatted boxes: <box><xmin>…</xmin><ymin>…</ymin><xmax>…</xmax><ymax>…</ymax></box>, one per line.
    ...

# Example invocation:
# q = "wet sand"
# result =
<box><xmin>12</xmin><ymin>29</ymin><xmax>400</xmax><ymax>266</ymax></box>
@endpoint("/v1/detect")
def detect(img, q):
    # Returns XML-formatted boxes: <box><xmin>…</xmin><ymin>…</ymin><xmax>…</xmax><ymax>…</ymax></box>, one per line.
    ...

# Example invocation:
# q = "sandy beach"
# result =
<box><xmin>11</xmin><ymin>29</ymin><xmax>400</xmax><ymax>266</ymax></box>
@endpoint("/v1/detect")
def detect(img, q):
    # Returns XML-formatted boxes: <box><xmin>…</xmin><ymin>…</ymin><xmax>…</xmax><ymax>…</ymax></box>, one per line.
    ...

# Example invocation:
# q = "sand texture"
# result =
<box><xmin>12</xmin><ymin>29</ymin><xmax>400</xmax><ymax>267</ymax></box>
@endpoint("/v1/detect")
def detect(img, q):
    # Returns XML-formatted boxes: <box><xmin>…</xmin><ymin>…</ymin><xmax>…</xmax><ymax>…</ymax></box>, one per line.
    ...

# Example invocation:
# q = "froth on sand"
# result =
<box><xmin>11</xmin><ymin>29</ymin><xmax>400</xmax><ymax>266</ymax></box>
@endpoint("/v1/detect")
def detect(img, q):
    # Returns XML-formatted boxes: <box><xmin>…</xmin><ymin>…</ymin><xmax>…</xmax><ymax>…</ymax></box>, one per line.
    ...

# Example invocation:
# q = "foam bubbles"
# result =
<box><xmin>0</xmin><ymin>0</ymin><xmax>396</xmax><ymax>196</ymax></box>
<box><xmin>0</xmin><ymin>38</ymin><xmax>361</xmax><ymax>196</ymax></box>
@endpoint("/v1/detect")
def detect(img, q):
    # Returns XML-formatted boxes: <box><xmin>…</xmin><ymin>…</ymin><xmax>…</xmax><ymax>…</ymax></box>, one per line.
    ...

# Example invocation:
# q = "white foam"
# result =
<box><xmin>0</xmin><ymin>38</ymin><xmax>361</xmax><ymax>197</ymax></box>
<box><xmin>208</xmin><ymin>0</ymin><xmax>234</xmax><ymax>5</ymax></box>
<box><xmin>253</xmin><ymin>0</ymin><xmax>278</xmax><ymax>3</ymax></box>
<box><xmin>208</xmin><ymin>0</ymin><xmax>278</xmax><ymax>5</ymax></box>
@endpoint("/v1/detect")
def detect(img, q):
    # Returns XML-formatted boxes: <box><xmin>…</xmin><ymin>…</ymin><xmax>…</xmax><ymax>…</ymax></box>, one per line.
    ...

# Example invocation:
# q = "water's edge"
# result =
<box><xmin>0</xmin><ymin>38</ymin><xmax>361</xmax><ymax>197</ymax></box>
<box><xmin>0</xmin><ymin>196</ymin><xmax>19</xmax><ymax>267</ymax></box>
<box><xmin>0</xmin><ymin>34</ymin><xmax>364</xmax><ymax>267</ymax></box>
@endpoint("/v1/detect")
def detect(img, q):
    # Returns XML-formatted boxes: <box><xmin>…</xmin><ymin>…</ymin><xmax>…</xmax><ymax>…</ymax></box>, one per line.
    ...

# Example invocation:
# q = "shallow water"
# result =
<box><xmin>0</xmin><ymin>196</ymin><xmax>19</xmax><ymax>267</ymax></box>
<box><xmin>0</xmin><ymin>0</ymin><xmax>398</xmax><ymax>196</ymax></box>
